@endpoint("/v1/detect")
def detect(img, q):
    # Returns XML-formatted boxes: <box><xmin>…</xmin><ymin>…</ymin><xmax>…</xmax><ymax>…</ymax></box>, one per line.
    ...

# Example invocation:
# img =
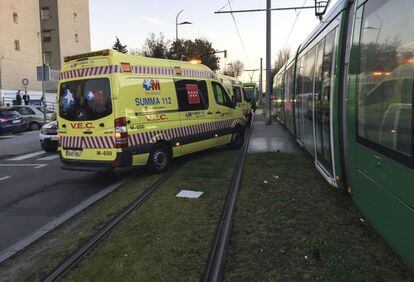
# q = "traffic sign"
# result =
<box><xmin>22</xmin><ymin>78</ymin><xmax>29</xmax><ymax>86</ymax></box>
<box><xmin>37</xmin><ymin>66</ymin><xmax>50</xmax><ymax>81</ymax></box>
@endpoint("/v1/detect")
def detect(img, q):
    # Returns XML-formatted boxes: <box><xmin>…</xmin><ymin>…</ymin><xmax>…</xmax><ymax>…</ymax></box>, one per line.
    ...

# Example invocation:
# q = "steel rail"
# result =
<box><xmin>44</xmin><ymin>167</ymin><xmax>178</xmax><ymax>282</ymax></box>
<box><xmin>202</xmin><ymin>117</ymin><xmax>254</xmax><ymax>282</ymax></box>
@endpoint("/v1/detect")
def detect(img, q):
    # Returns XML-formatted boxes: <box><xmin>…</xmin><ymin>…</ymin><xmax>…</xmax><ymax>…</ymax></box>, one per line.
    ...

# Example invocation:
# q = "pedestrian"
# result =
<box><xmin>22</xmin><ymin>90</ymin><xmax>30</xmax><ymax>105</ymax></box>
<box><xmin>15</xmin><ymin>90</ymin><xmax>22</xmax><ymax>105</ymax></box>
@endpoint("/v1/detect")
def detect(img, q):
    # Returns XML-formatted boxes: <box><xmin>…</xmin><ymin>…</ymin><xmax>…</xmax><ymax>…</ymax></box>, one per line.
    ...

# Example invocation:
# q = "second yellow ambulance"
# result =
<box><xmin>217</xmin><ymin>74</ymin><xmax>253</xmax><ymax>125</ymax></box>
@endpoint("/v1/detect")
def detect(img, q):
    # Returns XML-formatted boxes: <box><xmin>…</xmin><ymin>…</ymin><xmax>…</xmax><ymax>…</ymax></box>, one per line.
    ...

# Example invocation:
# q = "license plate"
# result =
<box><xmin>65</xmin><ymin>150</ymin><xmax>82</xmax><ymax>157</ymax></box>
<box><xmin>46</xmin><ymin>137</ymin><xmax>58</xmax><ymax>141</ymax></box>
<box><xmin>12</xmin><ymin>120</ymin><xmax>21</xmax><ymax>124</ymax></box>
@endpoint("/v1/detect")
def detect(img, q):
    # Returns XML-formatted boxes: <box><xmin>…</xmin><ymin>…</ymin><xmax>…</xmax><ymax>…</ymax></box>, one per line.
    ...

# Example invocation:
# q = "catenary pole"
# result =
<box><xmin>259</xmin><ymin>58</ymin><xmax>263</xmax><ymax>104</ymax></box>
<box><xmin>265</xmin><ymin>0</ymin><xmax>272</xmax><ymax>125</ymax></box>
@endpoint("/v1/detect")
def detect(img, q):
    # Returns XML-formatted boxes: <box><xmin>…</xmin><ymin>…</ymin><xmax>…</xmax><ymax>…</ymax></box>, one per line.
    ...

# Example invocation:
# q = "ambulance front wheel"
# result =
<box><xmin>147</xmin><ymin>144</ymin><xmax>172</xmax><ymax>174</ymax></box>
<box><xmin>228</xmin><ymin>127</ymin><xmax>245</xmax><ymax>150</ymax></box>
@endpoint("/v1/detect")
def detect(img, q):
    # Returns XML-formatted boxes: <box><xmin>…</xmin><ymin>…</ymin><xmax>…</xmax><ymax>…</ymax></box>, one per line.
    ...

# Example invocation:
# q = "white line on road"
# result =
<box><xmin>0</xmin><ymin>177</ymin><xmax>130</xmax><ymax>264</ymax></box>
<box><xmin>7</xmin><ymin>151</ymin><xmax>45</xmax><ymax>161</ymax></box>
<box><xmin>0</xmin><ymin>176</ymin><xmax>11</xmax><ymax>181</ymax></box>
<box><xmin>36</xmin><ymin>154</ymin><xmax>59</xmax><ymax>161</ymax></box>
<box><xmin>0</xmin><ymin>164</ymin><xmax>48</xmax><ymax>169</ymax></box>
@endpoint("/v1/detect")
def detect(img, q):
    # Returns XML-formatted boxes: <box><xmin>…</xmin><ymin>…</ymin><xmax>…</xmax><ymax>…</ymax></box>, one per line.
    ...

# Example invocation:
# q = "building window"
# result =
<box><xmin>43</xmin><ymin>31</ymin><xmax>51</xmax><ymax>42</ymax></box>
<box><xmin>41</xmin><ymin>7</ymin><xmax>50</xmax><ymax>20</ymax></box>
<box><xmin>14</xmin><ymin>40</ymin><xmax>20</xmax><ymax>51</ymax></box>
<box><xmin>44</xmin><ymin>52</ymin><xmax>52</xmax><ymax>65</ymax></box>
<box><xmin>13</xmin><ymin>12</ymin><xmax>18</xmax><ymax>24</ymax></box>
<box><xmin>73</xmin><ymin>12</ymin><xmax>78</xmax><ymax>21</ymax></box>
<box><xmin>75</xmin><ymin>33</ymin><xmax>79</xmax><ymax>42</ymax></box>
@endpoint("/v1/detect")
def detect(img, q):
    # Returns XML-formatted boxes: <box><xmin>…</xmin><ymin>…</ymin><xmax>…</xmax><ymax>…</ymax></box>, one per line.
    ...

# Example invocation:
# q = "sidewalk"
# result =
<box><xmin>248</xmin><ymin>110</ymin><xmax>303</xmax><ymax>154</ymax></box>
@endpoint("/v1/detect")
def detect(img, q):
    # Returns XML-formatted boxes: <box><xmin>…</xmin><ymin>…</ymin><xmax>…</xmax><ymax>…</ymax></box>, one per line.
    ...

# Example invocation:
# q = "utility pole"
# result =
<box><xmin>259</xmin><ymin>57</ymin><xmax>263</xmax><ymax>104</ymax></box>
<box><xmin>176</xmin><ymin>10</ymin><xmax>192</xmax><ymax>42</ymax></box>
<box><xmin>41</xmin><ymin>53</ymin><xmax>47</xmax><ymax>123</ymax></box>
<box><xmin>265</xmin><ymin>0</ymin><xmax>272</xmax><ymax>125</ymax></box>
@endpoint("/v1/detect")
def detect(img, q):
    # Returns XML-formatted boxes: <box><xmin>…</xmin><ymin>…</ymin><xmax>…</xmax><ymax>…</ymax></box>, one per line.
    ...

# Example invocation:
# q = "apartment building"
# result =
<box><xmin>40</xmin><ymin>0</ymin><xmax>91</xmax><ymax>71</ymax></box>
<box><xmin>0</xmin><ymin>0</ymin><xmax>90</xmax><ymax>104</ymax></box>
<box><xmin>0</xmin><ymin>0</ymin><xmax>43</xmax><ymax>99</ymax></box>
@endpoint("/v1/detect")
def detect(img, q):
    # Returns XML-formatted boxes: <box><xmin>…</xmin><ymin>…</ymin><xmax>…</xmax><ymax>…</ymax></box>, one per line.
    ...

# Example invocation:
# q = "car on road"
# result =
<box><xmin>0</xmin><ymin>109</ymin><xmax>27</xmax><ymax>135</ymax></box>
<box><xmin>39</xmin><ymin>121</ymin><xmax>58</xmax><ymax>152</ymax></box>
<box><xmin>8</xmin><ymin>105</ymin><xmax>56</xmax><ymax>131</ymax></box>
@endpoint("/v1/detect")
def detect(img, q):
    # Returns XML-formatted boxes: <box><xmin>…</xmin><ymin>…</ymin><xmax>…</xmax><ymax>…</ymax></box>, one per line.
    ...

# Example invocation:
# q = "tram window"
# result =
<box><xmin>302</xmin><ymin>48</ymin><xmax>316</xmax><ymax>94</ymax></box>
<box><xmin>356</xmin><ymin>0</ymin><xmax>414</xmax><ymax>157</ymax></box>
<box><xmin>175</xmin><ymin>79</ymin><xmax>209</xmax><ymax>111</ymax></box>
<box><xmin>314</xmin><ymin>39</ymin><xmax>325</xmax><ymax>95</ymax></box>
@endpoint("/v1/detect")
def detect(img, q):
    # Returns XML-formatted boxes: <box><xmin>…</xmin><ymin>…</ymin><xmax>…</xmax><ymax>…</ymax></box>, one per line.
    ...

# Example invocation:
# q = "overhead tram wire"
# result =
<box><xmin>226</xmin><ymin>0</ymin><xmax>251</xmax><ymax>67</ymax></box>
<box><xmin>283</xmin><ymin>0</ymin><xmax>308</xmax><ymax>49</ymax></box>
<box><xmin>217</xmin><ymin>0</ymin><xmax>236</xmax><ymax>13</ymax></box>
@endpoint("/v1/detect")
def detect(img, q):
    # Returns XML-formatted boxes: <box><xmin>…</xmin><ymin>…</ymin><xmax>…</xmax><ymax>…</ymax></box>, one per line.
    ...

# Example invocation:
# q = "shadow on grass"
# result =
<box><xmin>225</xmin><ymin>152</ymin><xmax>414</xmax><ymax>281</ymax></box>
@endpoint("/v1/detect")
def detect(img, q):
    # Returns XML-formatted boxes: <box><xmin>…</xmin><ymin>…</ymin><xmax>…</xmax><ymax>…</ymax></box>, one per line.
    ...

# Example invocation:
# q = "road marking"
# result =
<box><xmin>7</xmin><ymin>151</ymin><xmax>45</xmax><ymax>161</ymax></box>
<box><xmin>36</xmin><ymin>154</ymin><xmax>59</xmax><ymax>161</ymax></box>
<box><xmin>0</xmin><ymin>176</ymin><xmax>11</xmax><ymax>181</ymax></box>
<box><xmin>0</xmin><ymin>164</ymin><xmax>48</xmax><ymax>169</ymax></box>
<box><xmin>0</xmin><ymin>177</ymin><xmax>130</xmax><ymax>264</ymax></box>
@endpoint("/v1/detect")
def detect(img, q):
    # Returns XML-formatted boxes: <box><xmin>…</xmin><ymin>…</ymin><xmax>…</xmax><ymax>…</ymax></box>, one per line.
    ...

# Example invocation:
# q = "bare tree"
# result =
<box><xmin>224</xmin><ymin>60</ymin><xmax>245</xmax><ymax>77</ymax></box>
<box><xmin>274</xmin><ymin>48</ymin><xmax>291</xmax><ymax>73</ymax></box>
<box><xmin>270</xmin><ymin>48</ymin><xmax>291</xmax><ymax>95</ymax></box>
<box><xmin>140</xmin><ymin>33</ymin><xmax>171</xmax><ymax>58</ymax></box>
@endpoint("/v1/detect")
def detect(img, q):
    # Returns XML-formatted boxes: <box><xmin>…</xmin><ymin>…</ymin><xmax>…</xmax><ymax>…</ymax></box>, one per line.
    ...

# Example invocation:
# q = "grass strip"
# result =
<box><xmin>63</xmin><ymin>148</ymin><xmax>239</xmax><ymax>281</ymax></box>
<box><xmin>225</xmin><ymin>152</ymin><xmax>414</xmax><ymax>281</ymax></box>
<box><xmin>0</xmin><ymin>171</ymin><xmax>159</xmax><ymax>281</ymax></box>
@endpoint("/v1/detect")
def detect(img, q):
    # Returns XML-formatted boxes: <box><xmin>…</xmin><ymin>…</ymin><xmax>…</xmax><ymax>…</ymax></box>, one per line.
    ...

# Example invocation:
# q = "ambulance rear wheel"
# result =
<box><xmin>228</xmin><ymin>127</ymin><xmax>245</xmax><ymax>150</ymax></box>
<box><xmin>247</xmin><ymin>112</ymin><xmax>253</xmax><ymax>127</ymax></box>
<box><xmin>147</xmin><ymin>144</ymin><xmax>171</xmax><ymax>174</ymax></box>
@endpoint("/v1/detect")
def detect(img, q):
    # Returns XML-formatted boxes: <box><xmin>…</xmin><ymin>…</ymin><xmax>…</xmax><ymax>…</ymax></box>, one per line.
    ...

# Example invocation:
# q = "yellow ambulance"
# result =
<box><xmin>57</xmin><ymin>50</ymin><xmax>246</xmax><ymax>173</ymax></box>
<box><xmin>217</xmin><ymin>74</ymin><xmax>253</xmax><ymax>125</ymax></box>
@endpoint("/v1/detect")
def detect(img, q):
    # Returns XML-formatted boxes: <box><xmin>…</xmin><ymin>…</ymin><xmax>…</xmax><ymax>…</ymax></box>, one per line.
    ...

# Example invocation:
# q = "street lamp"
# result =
<box><xmin>176</xmin><ymin>9</ymin><xmax>192</xmax><ymax>41</ymax></box>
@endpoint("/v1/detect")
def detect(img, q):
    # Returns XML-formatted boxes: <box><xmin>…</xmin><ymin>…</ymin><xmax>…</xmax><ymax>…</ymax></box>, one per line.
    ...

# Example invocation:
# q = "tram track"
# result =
<box><xmin>203</xmin><ymin>118</ymin><xmax>253</xmax><ymax>282</ymax></box>
<box><xmin>43</xmin><ymin>165</ymin><xmax>180</xmax><ymax>282</ymax></box>
<box><xmin>43</xmin><ymin>118</ymin><xmax>253</xmax><ymax>281</ymax></box>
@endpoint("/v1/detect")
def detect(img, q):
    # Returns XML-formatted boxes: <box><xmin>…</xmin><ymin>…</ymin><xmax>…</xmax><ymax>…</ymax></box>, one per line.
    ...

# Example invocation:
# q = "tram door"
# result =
<box><xmin>314</xmin><ymin>30</ymin><xmax>336</xmax><ymax>175</ymax></box>
<box><xmin>295</xmin><ymin>58</ymin><xmax>304</xmax><ymax>143</ymax></box>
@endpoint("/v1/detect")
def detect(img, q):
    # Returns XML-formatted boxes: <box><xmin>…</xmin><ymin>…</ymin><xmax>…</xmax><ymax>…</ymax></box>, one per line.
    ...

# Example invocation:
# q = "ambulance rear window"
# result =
<box><xmin>59</xmin><ymin>78</ymin><xmax>112</xmax><ymax>121</ymax></box>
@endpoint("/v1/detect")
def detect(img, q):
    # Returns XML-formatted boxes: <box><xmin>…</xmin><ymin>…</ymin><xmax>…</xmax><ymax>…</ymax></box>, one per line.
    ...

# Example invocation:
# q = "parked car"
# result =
<box><xmin>0</xmin><ymin>109</ymin><xmax>27</xmax><ymax>135</ymax></box>
<box><xmin>39</xmin><ymin>121</ymin><xmax>58</xmax><ymax>152</ymax></box>
<box><xmin>9</xmin><ymin>106</ymin><xmax>56</xmax><ymax>131</ymax></box>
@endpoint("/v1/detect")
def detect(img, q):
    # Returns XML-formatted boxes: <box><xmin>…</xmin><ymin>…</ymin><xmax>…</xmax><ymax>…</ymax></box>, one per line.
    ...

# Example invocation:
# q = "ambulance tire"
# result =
<box><xmin>247</xmin><ymin>112</ymin><xmax>253</xmax><ymax>127</ymax></box>
<box><xmin>147</xmin><ymin>144</ymin><xmax>172</xmax><ymax>174</ymax></box>
<box><xmin>228</xmin><ymin>126</ymin><xmax>245</xmax><ymax>150</ymax></box>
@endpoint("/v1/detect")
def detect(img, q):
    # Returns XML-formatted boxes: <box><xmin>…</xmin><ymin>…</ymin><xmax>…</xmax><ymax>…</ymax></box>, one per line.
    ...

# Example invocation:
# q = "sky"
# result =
<box><xmin>89</xmin><ymin>0</ymin><xmax>339</xmax><ymax>83</ymax></box>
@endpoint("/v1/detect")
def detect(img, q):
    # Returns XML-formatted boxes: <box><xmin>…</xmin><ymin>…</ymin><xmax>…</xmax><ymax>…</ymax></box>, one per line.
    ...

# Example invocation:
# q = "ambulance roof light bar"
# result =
<box><xmin>64</xmin><ymin>49</ymin><xmax>110</xmax><ymax>63</ymax></box>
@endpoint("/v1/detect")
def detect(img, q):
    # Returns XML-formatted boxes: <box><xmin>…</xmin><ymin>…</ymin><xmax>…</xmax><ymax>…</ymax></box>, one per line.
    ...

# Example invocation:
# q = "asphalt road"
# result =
<box><xmin>0</xmin><ymin>132</ymin><xmax>136</xmax><ymax>253</ymax></box>
<box><xmin>0</xmin><ymin>131</ymin><xmax>41</xmax><ymax>158</ymax></box>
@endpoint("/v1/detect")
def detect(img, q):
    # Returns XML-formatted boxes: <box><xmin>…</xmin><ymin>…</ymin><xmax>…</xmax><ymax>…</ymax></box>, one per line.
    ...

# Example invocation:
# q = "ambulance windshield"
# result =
<box><xmin>59</xmin><ymin>78</ymin><xmax>112</xmax><ymax>121</ymax></box>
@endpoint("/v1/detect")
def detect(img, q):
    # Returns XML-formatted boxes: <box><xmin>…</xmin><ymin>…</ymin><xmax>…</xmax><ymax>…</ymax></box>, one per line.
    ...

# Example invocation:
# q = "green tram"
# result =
<box><xmin>273</xmin><ymin>0</ymin><xmax>414</xmax><ymax>267</ymax></box>
<box><xmin>242</xmin><ymin>82</ymin><xmax>259</xmax><ymax>103</ymax></box>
